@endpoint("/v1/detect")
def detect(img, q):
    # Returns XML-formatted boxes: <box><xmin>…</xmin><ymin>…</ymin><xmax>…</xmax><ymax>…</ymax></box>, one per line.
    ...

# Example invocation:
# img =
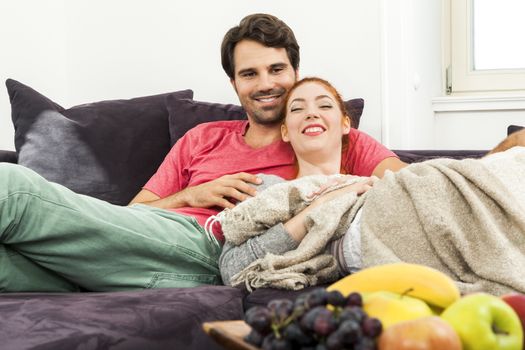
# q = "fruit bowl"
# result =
<box><xmin>203</xmin><ymin>320</ymin><xmax>257</xmax><ymax>350</ymax></box>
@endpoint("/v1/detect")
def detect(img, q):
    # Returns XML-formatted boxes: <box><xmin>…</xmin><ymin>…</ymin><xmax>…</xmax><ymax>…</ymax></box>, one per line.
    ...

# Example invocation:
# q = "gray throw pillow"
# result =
<box><xmin>166</xmin><ymin>96</ymin><xmax>364</xmax><ymax>146</ymax></box>
<box><xmin>6</xmin><ymin>79</ymin><xmax>193</xmax><ymax>205</ymax></box>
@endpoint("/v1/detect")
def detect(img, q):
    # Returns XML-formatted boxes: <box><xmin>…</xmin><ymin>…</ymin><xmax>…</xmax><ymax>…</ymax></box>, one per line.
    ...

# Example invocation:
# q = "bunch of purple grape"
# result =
<box><xmin>244</xmin><ymin>288</ymin><xmax>382</xmax><ymax>350</ymax></box>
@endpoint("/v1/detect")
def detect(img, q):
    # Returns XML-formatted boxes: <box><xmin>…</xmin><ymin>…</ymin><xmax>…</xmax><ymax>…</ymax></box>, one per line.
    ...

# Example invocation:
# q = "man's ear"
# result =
<box><xmin>281</xmin><ymin>124</ymin><xmax>290</xmax><ymax>142</ymax></box>
<box><xmin>342</xmin><ymin>116</ymin><xmax>351</xmax><ymax>134</ymax></box>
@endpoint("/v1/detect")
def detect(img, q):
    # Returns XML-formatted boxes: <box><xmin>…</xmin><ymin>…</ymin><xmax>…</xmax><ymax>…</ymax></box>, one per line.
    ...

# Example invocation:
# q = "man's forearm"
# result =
<box><xmin>131</xmin><ymin>172</ymin><xmax>261</xmax><ymax>210</ymax></box>
<box><xmin>486</xmin><ymin>129</ymin><xmax>525</xmax><ymax>155</ymax></box>
<box><xmin>138</xmin><ymin>189</ymin><xmax>189</xmax><ymax>209</ymax></box>
<box><xmin>130</xmin><ymin>188</ymin><xmax>190</xmax><ymax>209</ymax></box>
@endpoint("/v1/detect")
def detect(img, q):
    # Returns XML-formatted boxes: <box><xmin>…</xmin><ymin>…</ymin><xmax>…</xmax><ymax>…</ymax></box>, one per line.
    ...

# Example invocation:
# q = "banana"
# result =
<box><xmin>326</xmin><ymin>263</ymin><xmax>460</xmax><ymax>309</ymax></box>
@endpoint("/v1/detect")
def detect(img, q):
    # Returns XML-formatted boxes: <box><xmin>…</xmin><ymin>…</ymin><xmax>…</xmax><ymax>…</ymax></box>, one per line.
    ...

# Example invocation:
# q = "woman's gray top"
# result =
<box><xmin>218</xmin><ymin>173</ymin><xmax>362</xmax><ymax>286</ymax></box>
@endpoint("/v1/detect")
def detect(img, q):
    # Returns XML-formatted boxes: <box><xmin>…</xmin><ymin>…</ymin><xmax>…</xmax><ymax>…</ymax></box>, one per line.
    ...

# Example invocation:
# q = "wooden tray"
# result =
<box><xmin>202</xmin><ymin>320</ymin><xmax>259</xmax><ymax>350</ymax></box>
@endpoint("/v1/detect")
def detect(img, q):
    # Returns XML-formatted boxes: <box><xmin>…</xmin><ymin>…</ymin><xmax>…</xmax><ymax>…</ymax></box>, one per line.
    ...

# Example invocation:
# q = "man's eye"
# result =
<box><xmin>272</xmin><ymin>68</ymin><xmax>284</xmax><ymax>74</ymax></box>
<box><xmin>241</xmin><ymin>72</ymin><xmax>255</xmax><ymax>78</ymax></box>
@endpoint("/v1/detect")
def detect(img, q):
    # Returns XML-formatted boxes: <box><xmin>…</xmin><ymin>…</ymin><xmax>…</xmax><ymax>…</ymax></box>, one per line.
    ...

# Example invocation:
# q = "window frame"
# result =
<box><xmin>447</xmin><ymin>0</ymin><xmax>525</xmax><ymax>94</ymax></box>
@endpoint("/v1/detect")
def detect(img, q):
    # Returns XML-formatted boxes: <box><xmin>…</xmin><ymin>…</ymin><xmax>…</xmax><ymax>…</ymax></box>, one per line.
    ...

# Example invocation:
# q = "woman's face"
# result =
<box><xmin>281</xmin><ymin>81</ymin><xmax>350</xmax><ymax>157</ymax></box>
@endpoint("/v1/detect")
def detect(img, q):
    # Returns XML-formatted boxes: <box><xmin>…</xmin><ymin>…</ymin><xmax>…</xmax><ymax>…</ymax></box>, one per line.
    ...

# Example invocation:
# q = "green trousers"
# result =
<box><xmin>0</xmin><ymin>163</ymin><xmax>221</xmax><ymax>292</ymax></box>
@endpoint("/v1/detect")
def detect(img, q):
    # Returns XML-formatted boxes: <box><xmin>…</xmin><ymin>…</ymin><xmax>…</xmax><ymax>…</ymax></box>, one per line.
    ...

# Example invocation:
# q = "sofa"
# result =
<box><xmin>0</xmin><ymin>79</ymin><xmax>489</xmax><ymax>350</ymax></box>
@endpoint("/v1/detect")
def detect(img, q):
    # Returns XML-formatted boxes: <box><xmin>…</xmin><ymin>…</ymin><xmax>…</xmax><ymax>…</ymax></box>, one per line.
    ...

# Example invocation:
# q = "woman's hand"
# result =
<box><xmin>284</xmin><ymin>177</ymin><xmax>375</xmax><ymax>242</ymax></box>
<box><xmin>309</xmin><ymin>177</ymin><xmax>376</xmax><ymax>207</ymax></box>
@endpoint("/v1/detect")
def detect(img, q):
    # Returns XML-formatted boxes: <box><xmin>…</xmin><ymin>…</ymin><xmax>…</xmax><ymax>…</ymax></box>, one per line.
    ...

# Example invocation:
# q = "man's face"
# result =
<box><xmin>231</xmin><ymin>40</ymin><xmax>298</xmax><ymax>126</ymax></box>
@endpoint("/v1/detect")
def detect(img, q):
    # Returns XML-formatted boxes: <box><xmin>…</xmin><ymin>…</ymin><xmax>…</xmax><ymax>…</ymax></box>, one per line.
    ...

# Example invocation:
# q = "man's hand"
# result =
<box><xmin>130</xmin><ymin>172</ymin><xmax>262</xmax><ymax>210</ymax></box>
<box><xmin>372</xmin><ymin>157</ymin><xmax>407</xmax><ymax>178</ymax></box>
<box><xmin>179</xmin><ymin>172</ymin><xmax>261</xmax><ymax>209</ymax></box>
<box><xmin>487</xmin><ymin>129</ymin><xmax>525</xmax><ymax>155</ymax></box>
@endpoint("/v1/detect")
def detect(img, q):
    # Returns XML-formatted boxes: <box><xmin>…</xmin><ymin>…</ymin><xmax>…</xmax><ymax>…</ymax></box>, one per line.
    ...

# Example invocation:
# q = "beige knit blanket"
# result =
<box><xmin>220</xmin><ymin>174</ymin><xmax>369</xmax><ymax>291</ymax></box>
<box><xmin>222</xmin><ymin>147</ymin><xmax>525</xmax><ymax>294</ymax></box>
<box><xmin>360</xmin><ymin>146</ymin><xmax>525</xmax><ymax>296</ymax></box>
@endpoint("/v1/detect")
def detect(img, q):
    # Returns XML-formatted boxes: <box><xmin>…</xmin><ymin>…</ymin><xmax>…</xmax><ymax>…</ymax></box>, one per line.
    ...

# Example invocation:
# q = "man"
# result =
<box><xmin>131</xmin><ymin>13</ymin><xmax>406</xmax><ymax>214</ymax></box>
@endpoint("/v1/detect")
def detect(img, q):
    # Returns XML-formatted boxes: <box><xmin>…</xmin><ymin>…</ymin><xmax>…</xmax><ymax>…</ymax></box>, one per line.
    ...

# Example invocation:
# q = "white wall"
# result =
<box><xmin>434</xmin><ymin>111</ymin><xmax>525</xmax><ymax>149</ymax></box>
<box><xmin>381</xmin><ymin>0</ymin><xmax>443</xmax><ymax>150</ymax></box>
<box><xmin>0</xmin><ymin>0</ymin><xmax>383</xmax><ymax>151</ymax></box>
<box><xmin>380</xmin><ymin>0</ymin><xmax>525</xmax><ymax>150</ymax></box>
<box><xmin>3</xmin><ymin>1</ymin><xmax>520</xmax><ymax>153</ymax></box>
<box><xmin>0</xmin><ymin>0</ymin><xmax>68</xmax><ymax>150</ymax></box>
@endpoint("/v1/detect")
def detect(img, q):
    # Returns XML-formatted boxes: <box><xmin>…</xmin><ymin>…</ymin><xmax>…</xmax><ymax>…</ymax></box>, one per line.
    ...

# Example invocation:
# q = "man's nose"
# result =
<box><xmin>257</xmin><ymin>72</ymin><xmax>275</xmax><ymax>91</ymax></box>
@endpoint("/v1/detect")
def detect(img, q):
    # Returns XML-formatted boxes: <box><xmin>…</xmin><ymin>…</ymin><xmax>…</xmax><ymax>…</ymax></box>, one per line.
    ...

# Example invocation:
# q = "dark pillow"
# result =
<box><xmin>507</xmin><ymin>125</ymin><xmax>524</xmax><ymax>136</ymax></box>
<box><xmin>167</xmin><ymin>96</ymin><xmax>364</xmax><ymax>145</ymax></box>
<box><xmin>6</xmin><ymin>79</ymin><xmax>193</xmax><ymax>205</ymax></box>
<box><xmin>167</xmin><ymin>97</ymin><xmax>247</xmax><ymax>145</ymax></box>
<box><xmin>345</xmin><ymin>98</ymin><xmax>364</xmax><ymax>129</ymax></box>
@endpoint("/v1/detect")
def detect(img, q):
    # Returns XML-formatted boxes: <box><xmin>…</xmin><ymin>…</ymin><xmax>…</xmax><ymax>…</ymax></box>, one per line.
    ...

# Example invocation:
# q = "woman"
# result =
<box><xmin>217</xmin><ymin>77</ymin><xmax>385</xmax><ymax>288</ymax></box>
<box><xmin>218</xmin><ymin>77</ymin><xmax>525</xmax><ymax>296</ymax></box>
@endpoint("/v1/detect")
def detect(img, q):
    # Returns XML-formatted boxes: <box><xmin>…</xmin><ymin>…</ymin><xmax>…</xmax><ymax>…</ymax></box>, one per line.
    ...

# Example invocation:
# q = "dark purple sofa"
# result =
<box><xmin>0</xmin><ymin>79</ymin><xmax>489</xmax><ymax>350</ymax></box>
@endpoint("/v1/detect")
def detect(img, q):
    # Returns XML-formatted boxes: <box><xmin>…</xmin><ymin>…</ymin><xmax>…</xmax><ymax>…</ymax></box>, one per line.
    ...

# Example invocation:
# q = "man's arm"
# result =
<box><xmin>486</xmin><ymin>129</ymin><xmax>525</xmax><ymax>155</ymax></box>
<box><xmin>371</xmin><ymin>157</ymin><xmax>408</xmax><ymax>178</ymax></box>
<box><xmin>129</xmin><ymin>172</ymin><xmax>261</xmax><ymax>209</ymax></box>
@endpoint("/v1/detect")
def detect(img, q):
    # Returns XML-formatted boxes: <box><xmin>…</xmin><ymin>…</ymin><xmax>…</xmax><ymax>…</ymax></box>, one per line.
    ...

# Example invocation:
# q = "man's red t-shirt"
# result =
<box><xmin>144</xmin><ymin>120</ymin><xmax>396</xmax><ymax>241</ymax></box>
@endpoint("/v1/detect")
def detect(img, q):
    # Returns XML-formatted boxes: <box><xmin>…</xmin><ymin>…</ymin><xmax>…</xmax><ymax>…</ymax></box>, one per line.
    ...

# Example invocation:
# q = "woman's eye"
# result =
<box><xmin>320</xmin><ymin>105</ymin><xmax>332</xmax><ymax>109</ymax></box>
<box><xmin>290</xmin><ymin>107</ymin><xmax>303</xmax><ymax>112</ymax></box>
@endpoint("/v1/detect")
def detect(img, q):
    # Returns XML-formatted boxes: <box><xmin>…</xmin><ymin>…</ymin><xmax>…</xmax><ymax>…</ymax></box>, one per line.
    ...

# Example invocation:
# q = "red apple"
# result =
<box><xmin>378</xmin><ymin>316</ymin><xmax>461</xmax><ymax>350</ymax></box>
<box><xmin>502</xmin><ymin>293</ymin><xmax>525</xmax><ymax>348</ymax></box>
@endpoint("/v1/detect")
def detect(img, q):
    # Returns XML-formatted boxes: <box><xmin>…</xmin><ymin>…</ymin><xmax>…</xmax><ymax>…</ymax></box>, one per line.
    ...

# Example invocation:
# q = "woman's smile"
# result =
<box><xmin>302</xmin><ymin>123</ymin><xmax>326</xmax><ymax>136</ymax></box>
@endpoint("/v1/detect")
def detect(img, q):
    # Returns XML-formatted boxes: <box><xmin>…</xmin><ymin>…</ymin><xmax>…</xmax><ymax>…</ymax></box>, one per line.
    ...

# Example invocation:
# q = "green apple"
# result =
<box><xmin>441</xmin><ymin>293</ymin><xmax>523</xmax><ymax>350</ymax></box>
<box><xmin>363</xmin><ymin>291</ymin><xmax>434</xmax><ymax>329</ymax></box>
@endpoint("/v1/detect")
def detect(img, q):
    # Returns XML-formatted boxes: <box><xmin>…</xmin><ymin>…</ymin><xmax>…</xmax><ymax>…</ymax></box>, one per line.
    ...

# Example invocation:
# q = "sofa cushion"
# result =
<box><xmin>0</xmin><ymin>285</ymin><xmax>245</xmax><ymax>350</ymax></box>
<box><xmin>0</xmin><ymin>150</ymin><xmax>17</xmax><ymax>164</ymax></box>
<box><xmin>6</xmin><ymin>79</ymin><xmax>193</xmax><ymax>205</ymax></box>
<box><xmin>242</xmin><ymin>284</ymin><xmax>331</xmax><ymax>311</ymax></box>
<box><xmin>167</xmin><ymin>97</ymin><xmax>365</xmax><ymax>146</ymax></box>
<box><xmin>167</xmin><ymin>97</ymin><xmax>247</xmax><ymax>145</ymax></box>
<box><xmin>345</xmin><ymin>98</ymin><xmax>364</xmax><ymax>129</ymax></box>
<box><xmin>393</xmin><ymin>149</ymin><xmax>487</xmax><ymax>164</ymax></box>
<box><xmin>508</xmin><ymin>124</ymin><xmax>524</xmax><ymax>135</ymax></box>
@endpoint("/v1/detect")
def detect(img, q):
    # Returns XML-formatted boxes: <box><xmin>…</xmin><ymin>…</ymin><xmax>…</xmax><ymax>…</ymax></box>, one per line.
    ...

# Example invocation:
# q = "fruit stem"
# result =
<box><xmin>271</xmin><ymin>324</ymin><xmax>281</xmax><ymax>339</ymax></box>
<box><xmin>282</xmin><ymin>308</ymin><xmax>304</xmax><ymax>328</ymax></box>
<box><xmin>400</xmin><ymin>288</ymin><xmax>414</xmax><ymax>298</ymax></box>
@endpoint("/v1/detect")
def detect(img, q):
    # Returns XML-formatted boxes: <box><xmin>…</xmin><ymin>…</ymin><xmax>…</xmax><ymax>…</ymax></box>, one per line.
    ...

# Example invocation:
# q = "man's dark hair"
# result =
<box><xmin>221</xmin><ymin>13</ymin><xmax>300</xmax><ymax>79</ymax></box>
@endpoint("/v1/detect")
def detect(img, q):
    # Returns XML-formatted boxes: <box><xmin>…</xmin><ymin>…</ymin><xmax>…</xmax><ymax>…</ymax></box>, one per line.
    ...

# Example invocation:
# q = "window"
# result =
<box><xmin>448</xmin><ymin>0</ymin><xmax>525</xmax><ymax>94</ymax></box>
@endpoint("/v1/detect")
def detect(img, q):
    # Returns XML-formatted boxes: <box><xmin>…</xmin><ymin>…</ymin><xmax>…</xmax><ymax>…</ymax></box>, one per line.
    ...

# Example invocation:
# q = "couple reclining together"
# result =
<box><xmin>217</xmin><ymin>77</ymin><xmax>525</xmax><ymax>296</ymax></box>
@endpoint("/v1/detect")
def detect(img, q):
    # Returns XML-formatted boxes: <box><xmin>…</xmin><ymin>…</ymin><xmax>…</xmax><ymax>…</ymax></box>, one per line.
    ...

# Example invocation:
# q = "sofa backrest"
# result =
<box><xmin>5</xmin><ymin>79</ymin><xmax>365</xmax><ymax>205</ymax></box>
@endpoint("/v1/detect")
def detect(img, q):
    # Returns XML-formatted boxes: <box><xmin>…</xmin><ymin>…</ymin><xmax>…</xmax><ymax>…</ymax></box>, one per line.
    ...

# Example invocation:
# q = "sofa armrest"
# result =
<box><xmin>393</xmin><ymin>150</ymin><xmax>487</xmax><ymax>164</ymax></box>
<box><xmin>0</xmin><ymin>150</ymin><xmax>18</xmax><ymax>164</ymax></box>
